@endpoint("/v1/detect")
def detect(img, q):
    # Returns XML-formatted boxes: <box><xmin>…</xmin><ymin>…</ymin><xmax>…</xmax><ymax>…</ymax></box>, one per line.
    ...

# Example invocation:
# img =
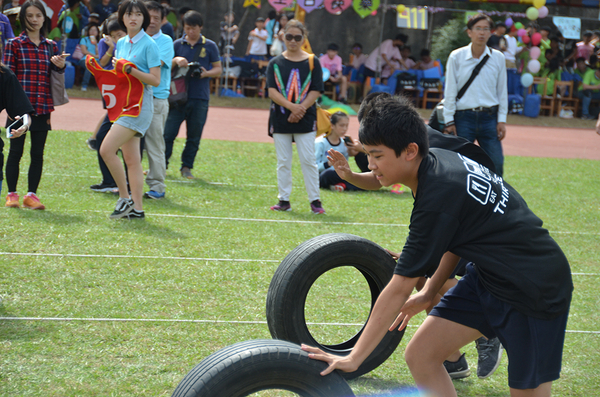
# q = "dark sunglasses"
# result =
<box><xmin>285</xmin><ymin>33</ymin><xmax>303</xmax><ymax>42</ymax></box>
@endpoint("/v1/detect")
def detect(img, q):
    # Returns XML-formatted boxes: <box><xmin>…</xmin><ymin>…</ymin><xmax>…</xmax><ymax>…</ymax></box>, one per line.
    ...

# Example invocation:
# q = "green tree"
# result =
<box><xmin>431</xmin><ymin>16</ymin><xmax>472</xmax><ymax>67</ymax></box>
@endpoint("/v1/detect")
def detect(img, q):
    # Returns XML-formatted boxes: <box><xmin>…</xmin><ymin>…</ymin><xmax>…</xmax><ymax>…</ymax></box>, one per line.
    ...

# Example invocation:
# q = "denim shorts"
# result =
<box><xmin>114</xmin><ymin>86</ymin><xmax>154</xmax><ymax>137</ymax></box>
<box><xmin>430</xmin><ymin>263</ymin><xmax>570</xmax><ymax>389</ymax></box>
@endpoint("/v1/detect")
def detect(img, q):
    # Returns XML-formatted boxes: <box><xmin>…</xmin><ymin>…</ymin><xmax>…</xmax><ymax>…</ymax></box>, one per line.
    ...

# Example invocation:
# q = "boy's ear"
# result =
<box><xmin>405</xmin><ymin>142</ymin><xmax>420</xmax><ymax>161</ymax></box>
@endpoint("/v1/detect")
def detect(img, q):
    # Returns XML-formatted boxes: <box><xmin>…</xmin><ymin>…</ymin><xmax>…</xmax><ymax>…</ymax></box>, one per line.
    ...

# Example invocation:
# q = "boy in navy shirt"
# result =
<box><xmin>304</xmin><ymin>94</ymin><xmax>573</xmax><ymax>397</ymax></box>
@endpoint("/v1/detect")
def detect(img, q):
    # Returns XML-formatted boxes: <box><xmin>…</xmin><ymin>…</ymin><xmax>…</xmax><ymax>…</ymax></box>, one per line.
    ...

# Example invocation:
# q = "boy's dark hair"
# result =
<box><xmin>327</xmin><ymin>43</ymin><xmax>339</xmax><ymax>51</ymax></box>
<box><xmin>330</xmin><ymin>111</ymin><xmax>348</xmax><ymax>125</ymax></box>
<box><xmin>495</xmin><ymin>21</ymin><xmax>506</xmax><ymax>29</ymax></box>
<box><xmin>583</xmin><ymin>30</ymin><xmax>593</xmax><ymax>37</ymax></box>
<box><xmin>68</xmin><ymin>0</ymin><xmax>79</xmax><ymax>8</ymax></box>
<box><xmin>395</xmin><ymin>33</ymin><xmax>408</xmax><ymax>43</ymax></box>
<box><xmin>420</xmin><ymin>48</ymin><xmax>430</xmax><ymax>57</ymax></box>
<box><xmin>145</xmin><ymin>1</ymin><xmax>165</xmax><ymax>18</ymax></box>
<box><xmin>467</xmin><ymin>13</ymin><xmax>493</xmax><ymax>30</ymax></box>
<box><xmin>256</xmin><ymin>17</ymin><xmax>265</xmax><ymax>23</ymax></box>
<box><xmin>118</xmin><ymin>0</ymin><xmax>151</xmax><ymax>31</ymax></box>
<box><xmin>20</xmin><ymin>0</ymin><xmax>48</xmax><ymax>36</ymax></box>
<box><xmin>358</xmin><ymin>93</ymin><xmax>429</xmax><ymax>158</ymax></box>
<box><xmin>540</xmin><ymin>25</ymin><xmax>552</xmax><ymax>33</ymax></box>
<box><xmin>548</xmin><ymin>57</ymin><xmax>560</xmax><ymax>72</ymax></box>
<box><xmin>183</xmin><ymin>10</ymin><xmax>203</xmax><ymax>27</ymax></box>
<box><xmin>576</xmin><ymin>56</ymin><xmax>586</xmax><ymax>63</ymax></box>
<box><xmin>401</xmin><ymin>45</ymin><xmax>411</xmax><ymax>52</ymax></box>
<box><xmin>268</xmin><ymin>10</ymin><xmax>277</xmax><ymax>20</ymax></box>
<box><xmin>352</xmin><ymin>42</ymin><xmax>362</xmax><ymax>49</ymax></box>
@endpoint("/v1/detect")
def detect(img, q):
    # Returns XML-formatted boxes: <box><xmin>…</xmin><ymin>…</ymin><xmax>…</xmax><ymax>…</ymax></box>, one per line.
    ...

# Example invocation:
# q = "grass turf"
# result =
<box><xmin>0</xmin><ymin>131</ymin><xmax>599</xmax><ymax>396</ymax></box>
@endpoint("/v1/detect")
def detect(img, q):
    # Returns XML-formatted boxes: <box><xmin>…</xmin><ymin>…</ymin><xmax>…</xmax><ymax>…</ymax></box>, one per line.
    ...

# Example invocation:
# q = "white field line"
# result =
<box><xmin>0</xmin><ymin>316</ymin><xmax>598</xmax><ymax>334</ymax></box>
<box><xmin>1</xmin><ymin>253</ymin><xmax>597</xmax><ymax>276</ymax></box>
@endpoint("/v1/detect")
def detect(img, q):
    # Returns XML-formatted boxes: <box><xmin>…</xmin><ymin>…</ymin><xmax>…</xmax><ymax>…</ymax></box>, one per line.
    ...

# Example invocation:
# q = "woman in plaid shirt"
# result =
<box><xmin>3</xmin><ymin>0</ymin><xmax>67</xmax><ymax>210</ymax></box>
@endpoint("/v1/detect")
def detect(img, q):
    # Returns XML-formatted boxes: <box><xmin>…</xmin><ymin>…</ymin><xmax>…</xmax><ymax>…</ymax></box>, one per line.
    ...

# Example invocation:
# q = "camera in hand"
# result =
<box><xmin>187</xmin><ymin>62</ymin><xmax>202</xmax><ymax>78</ymax></box>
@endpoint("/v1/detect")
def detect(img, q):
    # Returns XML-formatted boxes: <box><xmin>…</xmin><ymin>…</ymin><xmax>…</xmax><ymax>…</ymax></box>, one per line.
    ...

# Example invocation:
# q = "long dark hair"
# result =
<box><xmin>19</xmin><ymin>0</ymin><xmax>48</xmax><ymax>36</ymax></box>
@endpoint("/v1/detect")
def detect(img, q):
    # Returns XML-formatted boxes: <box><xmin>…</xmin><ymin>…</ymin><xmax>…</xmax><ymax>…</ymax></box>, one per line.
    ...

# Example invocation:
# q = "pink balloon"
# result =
<box><xmin>518</xmin><ymin>28</ymin><xmax>527</xmax><ymax>37</ymax></box>
<box><xmin>324</xmin><ymin>0</ymin><xmax>351</xmax><ymax>15</ymax></box>
<box><xmin>528</xmin><ymin>59</ymin><xmax>541</xmax><ymax>74</ymax></box>
<box><xmin>530</xmin><ymin>46</ymin><xmax>541</xmax><ymax>60</ymax></box>
<box><xmin>371</xmin><ymin>10</ymin><xmax>377</xmax><ymax>15</ymax></box>
<box><xmin>532</xmin><ymin>32</ymin><xmax>542</xmax><ymax>46</ymax></box>
<box><xmin>268</xmin><ymin>0</ymin><xmax>294</xmax><ymax>12</ymax></box>
<box><xmin>538</xmin><ymin>6</ymin><xmax>548</xmax><ymax>18</ymax></box>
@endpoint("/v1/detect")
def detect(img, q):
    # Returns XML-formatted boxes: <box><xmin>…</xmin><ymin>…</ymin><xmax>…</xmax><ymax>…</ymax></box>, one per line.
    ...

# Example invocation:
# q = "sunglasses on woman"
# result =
<box><xmin>285</xmin><ymin>34</ymin><xmax>303</xmax><ymax>42</ymax></box>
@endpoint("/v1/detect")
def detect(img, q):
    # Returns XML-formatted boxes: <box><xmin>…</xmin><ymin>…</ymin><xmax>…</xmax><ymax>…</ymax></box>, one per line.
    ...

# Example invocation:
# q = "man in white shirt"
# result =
<box><xmin>443</xmin><ymin>13</ymin><xmax>508</xmax><ymax>177</ymax></box>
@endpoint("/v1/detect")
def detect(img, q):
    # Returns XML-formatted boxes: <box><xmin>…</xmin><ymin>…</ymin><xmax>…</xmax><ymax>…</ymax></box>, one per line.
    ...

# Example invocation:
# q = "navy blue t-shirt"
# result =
<box><xmin>173</xmin><ymin>35</ymin><xmax>220</xmax><ymax>101</ymax></box>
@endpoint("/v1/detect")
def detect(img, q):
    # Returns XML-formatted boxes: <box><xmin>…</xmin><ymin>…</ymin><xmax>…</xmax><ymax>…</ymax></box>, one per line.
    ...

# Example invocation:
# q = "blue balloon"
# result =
<box><xmin>521</xmin><ymin>73</ymin><xmax>534</xmax><ymax>88</ymax></box>
<box><xmin>322</xmin><ymin>67</ymin><xmax>330</xmax><ymax>82</ymax></box>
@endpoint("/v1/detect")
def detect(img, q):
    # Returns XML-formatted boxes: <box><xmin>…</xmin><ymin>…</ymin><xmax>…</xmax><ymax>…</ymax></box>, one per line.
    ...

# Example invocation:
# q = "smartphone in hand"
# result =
<box><xmin>6</xmin><ymin>114</ymin><xmax>30</xmax><ymax>138</ymax></box>
<box><xmin>343</xmin><ymin>136</ymin><xmax>353</xmax><ymax>145</ymax></box>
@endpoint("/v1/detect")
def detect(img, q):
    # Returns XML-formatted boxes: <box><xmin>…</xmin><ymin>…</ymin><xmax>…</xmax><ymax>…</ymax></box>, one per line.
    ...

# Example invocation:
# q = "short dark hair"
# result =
<box><xmin>20</xmin><ymin>0</ymin><xmax>48</xmax><ymax>36</ymax></box>
<box><xmin>540</xmin><ymin>25</ymin><xmax>552</xmax><ymax>32</ymax></box>
<box><xmin>467</xmin><ymin>13</ymin><xmax>493</xmax><ymax>30</ymax></box>
<box><xmin>583</xmin><ymin>30</ymin><xmax>593</xmax><ymax>37</ymax></box>
<box><xmin>183</xmin><ymin>10</ymin><xmax>203</xmax><ymax>27</ymax></box>
<box><xmin>395</xmin><ymin>33</ymin><xmax>408</xmax><ymax>43</ymax></box>
<box><xmin>330</xmin><ymin>111</ymin><xmax>348</xmax><ymax>126</ymax></box>
<box><xmin>327</xmin><ymin>43</ymin><xmax>339</xmax><ymax>51</ymax></box>
<box><xmin>106</xmin><ymin>17</ymin><xmax>125</xmax><ymax>34</ymax></box>
<box><xmin>118</xmin><ymin>0</ymin><xmax>150</xmax><ymax>31</ymax></box>
<box><xmin>495</xmin><ymin>21</ymin><xmax>506</xmax><ymax>29</ymax></box>
<box><xmin>256</xmin><ymin>17</ymin><xmax>265</xmax><ymax>23</ymax></box>
<box><xmin>358</xmin><ymin>93</ymin><xmax>429</xmax><ymax>158</ymax></box>
<box><xmin>576</xmin><ymin>56</ymin><xmax>587</xmax><ymax>63</ymax></box>
<box><xmin>352</xmin><ymin>42</ymin><xmax>362</xmax><ymax>49</ymax></box>
<box><xmin>420</xmin><ymin>48</ymin><xmax>430</xmax><ymax>57</ymax></box>
<box><xmin>178</xmin><ymin>6</ymin><xmax>191</xmax><ymax>16</ymax></box>
<box><xmin>145</xmin><ymin>1</ymin><xmax>165</xmax><ymax>19</ymax></box>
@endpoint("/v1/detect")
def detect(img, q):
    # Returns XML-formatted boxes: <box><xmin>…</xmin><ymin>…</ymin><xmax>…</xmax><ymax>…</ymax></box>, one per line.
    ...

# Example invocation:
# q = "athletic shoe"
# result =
<box><xmin>5</xmin><ymin>192</ymin><xmax>20</xmax><ymax>208</ymax></box>
<box><xmin>110</xmin><ymin>197</ymin><xmax>134</xmax><ymax>219</ymax></box>
<box><xmin>181</xmin><ymin>167</ymin><xmax>194</xmax><ymax>179</ymax></box>
<box><xmin>475</xmin><ymin>336</ymin><xmax>503</xmax><ymax>379</ymax></box>
<box><xmin>90</xmin><ymin>183</ymin><xmax>118</xmax><ymax>193</ymax></box>
<box><xmin>86</xmin><ymin>138</ymin><xmax>97</xmax><ymax>150</ymax></box>
<box><xmin>144</xmin><ymin>190</ymin><xmax>165</xmax><ymax>199</ymax></box>
<box><xmin>23</xmin><ymin>193</ymin><xmax>45</xmax><ymax>210</ymax></box>
<box><xmin>330</xmin><ymin>183</ymin><xmax>346</xmax><ymax>192</ymax></box>
<box><xmin>270</xmin><ymin>200</ymin><xmax>291</xmax><ymax>212</ymax></box>
<box><xmin>310</xmin><ymin>200</ymin><xmax>325</xmax><ymax>214</ymax></box>
<box><xmin>581</xmin><ymin>114</ymin><xmax>595</xmax><ymax>120</ymax></box>
<box><xmin>443</xmin><ymin>353</ymin><xmax>471</xmax><ymax>379</ymax></box>
<box><xmin>127</xmin><ymin>209</ymin><xmax>145</xmax><ymax>219</ymax></box>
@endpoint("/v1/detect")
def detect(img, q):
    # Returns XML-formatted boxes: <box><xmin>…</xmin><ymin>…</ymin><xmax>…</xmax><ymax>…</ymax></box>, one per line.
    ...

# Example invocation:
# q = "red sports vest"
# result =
<box><xmin>85</xmin><ymin>56</ymin><xmax>145</xmax><ymax>122</ymax></box>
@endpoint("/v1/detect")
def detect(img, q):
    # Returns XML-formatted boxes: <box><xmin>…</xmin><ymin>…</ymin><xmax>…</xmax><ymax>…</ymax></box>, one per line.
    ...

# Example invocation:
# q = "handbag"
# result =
<box><xmin>270</xmin><ymin>37</ymin><xmax>283</xmax><ymax>57</ymax></box>
<box><xmin>308</xmin><ymin>54</ymin><xmax>332</xmax><ymax>136</ymax></box>
<box><xmin>169</xmin><ymin>41</ymin><xmax>204</xmax><ymax>106</ymax></box>
<box><xmin>429</xmin><ymin>52</ymin><xmax>490</xmax><ymax>131</ymax></box>
<box><xmin>71</xmin><ymin>44</ymin><xmax>84</xmax><ymax>61</ymax></box>
<box><xmin>47</xmin><ymin>42</ymin><xmax>69</xmax><ymax>106</ymax></box>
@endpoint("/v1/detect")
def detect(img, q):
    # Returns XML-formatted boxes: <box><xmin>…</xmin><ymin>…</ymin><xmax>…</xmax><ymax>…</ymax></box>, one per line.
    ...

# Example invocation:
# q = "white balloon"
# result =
<box><xmin>528</xmin><ymin>60</ymin><xmax>541</xmax><ymax>74</ymax></box>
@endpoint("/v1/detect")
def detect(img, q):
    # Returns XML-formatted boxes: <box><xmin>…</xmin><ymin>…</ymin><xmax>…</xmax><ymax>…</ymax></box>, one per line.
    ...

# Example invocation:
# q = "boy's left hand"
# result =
<box><xmin>301</xmin><ymin>345</ymin><xmax>360</xmax><ymax>376</ymax></box>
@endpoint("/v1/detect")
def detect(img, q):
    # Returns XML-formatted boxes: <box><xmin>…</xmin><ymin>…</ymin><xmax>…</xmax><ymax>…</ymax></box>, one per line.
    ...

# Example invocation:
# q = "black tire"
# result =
<box><xmin>266</xmin><ymin>233</ymin><xmax>404</xmax><ymax>380</ymax></box>
<box><xmin>171</xmin><ymin>339</ymin><xmax>355</xmax><ymax>397</ymax></box>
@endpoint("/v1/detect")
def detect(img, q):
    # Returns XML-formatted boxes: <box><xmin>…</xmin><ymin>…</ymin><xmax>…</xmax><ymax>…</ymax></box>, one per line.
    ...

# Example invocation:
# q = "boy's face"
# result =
<box><xmin>421</xmin><ymin>55</ymin><xmax>431</xmax><ymax>63</ymax></box>
<box><xmin>327</xmin><ymin>49</ymin><xmax>337</xmax><ymax>59</ymax></box>
<box><xmin>577</xmin><ymin>60</ymin><xmax>587</xmax><ymax>73</ymax></box>
<box><xmin>352</xmin><ymin>46</ymin><xmax>362</xmax><ymax>55</ymax></box>
<box><xmin>401</xmin><ymin>48</ymin><xmax>410</xmax><ymax>58</ymax></box>
<box><xmin>363</xmin><ymin>144</ymin><xmax>412</xmax><ymax>187</ymax></box>
<box><xmin>256</xmin><ymin>21</ymin><xmax>264</xmax><ymax>29</ymax></box>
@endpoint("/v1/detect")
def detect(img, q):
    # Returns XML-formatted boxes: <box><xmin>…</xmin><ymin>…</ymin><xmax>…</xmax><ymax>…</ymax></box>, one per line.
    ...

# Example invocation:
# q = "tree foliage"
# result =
<box><xmin>431</xmin><ymin>16</ymin><xmax>472</xmax><ymax>67</ymax></box>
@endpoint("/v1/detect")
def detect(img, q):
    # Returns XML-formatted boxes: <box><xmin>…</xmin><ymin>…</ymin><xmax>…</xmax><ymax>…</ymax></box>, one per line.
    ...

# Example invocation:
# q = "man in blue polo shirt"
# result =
<box><xmin>163</xmin><ymin>10</ymin><xmax>221</xmax><ymax>179</ymax></box>
<box><xmin>142</xmin><ymin>1</ymin><xmax>174</xmax><ymax>199</ymax></box>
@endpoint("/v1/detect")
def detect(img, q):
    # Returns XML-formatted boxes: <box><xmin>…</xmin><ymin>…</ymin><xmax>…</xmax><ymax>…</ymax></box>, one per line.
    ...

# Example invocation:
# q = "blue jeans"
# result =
<box><xmin>576</xmin><ymin>90</ymin><xmax>600</xmax><ymax>117</ymax></box>
<box><xmin>454</xmin><ymin>110</ymin><xmax>504</xmax><ymax>177</ymax></box>
<box><xmin>78</xmin><ymin>58</ymin><xmax>92</xmax><ymax>88</ymax></box>
<box><xmin>163</xmin><ymin>98</ymin><xmax>209</xmax><ymax>170</ymax></box>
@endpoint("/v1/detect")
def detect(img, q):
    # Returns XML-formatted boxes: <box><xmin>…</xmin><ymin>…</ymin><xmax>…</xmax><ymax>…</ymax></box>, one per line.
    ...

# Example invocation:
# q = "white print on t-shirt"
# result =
<box><xmin>458</xmin><ymin>154</ymin><xmax>509</xmax><ymax>214</ymax></box>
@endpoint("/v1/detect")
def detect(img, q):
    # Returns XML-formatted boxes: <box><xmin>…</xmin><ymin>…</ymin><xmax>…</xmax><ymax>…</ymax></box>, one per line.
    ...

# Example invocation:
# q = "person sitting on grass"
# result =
<box><xmin>314</xmin><ymin>111</ymin><xmax>369</xmax><ymax>192</ymax></box>
<box><xmin>303</xmin><ymin>93</ymin><xmax>573</xmax><ymax>397</ymax></box>
<box><xmin>319</xmin><ymin>43</ymin><xmax>348</xmax><ymax>103</ymax></box>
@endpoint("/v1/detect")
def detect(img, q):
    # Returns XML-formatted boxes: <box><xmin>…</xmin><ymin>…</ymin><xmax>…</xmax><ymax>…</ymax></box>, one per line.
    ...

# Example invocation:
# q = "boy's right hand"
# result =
<box><xmin>327</xmin><ymin>149</ymin><xmax>352</xmax><ymax>180</ymax></box>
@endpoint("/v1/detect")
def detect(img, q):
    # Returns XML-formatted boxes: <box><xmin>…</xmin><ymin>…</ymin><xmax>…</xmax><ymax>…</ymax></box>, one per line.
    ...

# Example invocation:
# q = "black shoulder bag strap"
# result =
<box><xmin>456</xmin><ymin>51</ymin><xmax>490</xmax><ymax>101</ymax></box>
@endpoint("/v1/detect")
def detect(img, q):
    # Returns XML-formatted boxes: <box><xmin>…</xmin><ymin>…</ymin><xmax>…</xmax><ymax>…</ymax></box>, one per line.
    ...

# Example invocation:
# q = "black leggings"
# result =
<box><xmin>6</xmin><ymin>129</ymin><xmax>48</xmax><ymax>194</ymax></box>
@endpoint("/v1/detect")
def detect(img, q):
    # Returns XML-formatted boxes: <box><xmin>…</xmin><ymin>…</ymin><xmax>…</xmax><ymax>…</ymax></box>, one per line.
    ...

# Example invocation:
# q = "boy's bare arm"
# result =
<box><xmin>327</xmin><ymin>149</ymin><xmax>381</xmax><ymax>190</ymax></box>
<box><xmin>303</xmin><ymin>275</ymin><xmax>418</xmax><ymax>375</ymax></box>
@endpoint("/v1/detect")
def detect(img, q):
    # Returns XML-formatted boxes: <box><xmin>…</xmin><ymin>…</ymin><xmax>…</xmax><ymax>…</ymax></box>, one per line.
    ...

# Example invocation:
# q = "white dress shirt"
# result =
<box><xmin>443</xmin><ymin>43</ymin><xmax>508</xmax><ymax>124</ymax></box>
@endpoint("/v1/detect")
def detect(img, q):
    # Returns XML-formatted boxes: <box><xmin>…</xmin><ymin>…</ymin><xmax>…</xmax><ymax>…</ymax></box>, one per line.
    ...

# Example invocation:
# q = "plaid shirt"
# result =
<box><xmin>3</xmin><ymin>32</ymin><xmax>63</xmax><ymax>115</ymax></box>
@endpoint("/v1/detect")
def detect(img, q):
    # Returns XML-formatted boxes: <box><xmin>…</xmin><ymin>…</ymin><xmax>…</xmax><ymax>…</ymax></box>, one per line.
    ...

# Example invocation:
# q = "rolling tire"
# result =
<box><xmin>266</xmin><ymin>233</ymin><xmax>404</xmax><ymax>380</ymax></box>
<box><xmin>171</xmin><ymin>339</ymin><xmax>354</xmax><ymax>397</ymax></box>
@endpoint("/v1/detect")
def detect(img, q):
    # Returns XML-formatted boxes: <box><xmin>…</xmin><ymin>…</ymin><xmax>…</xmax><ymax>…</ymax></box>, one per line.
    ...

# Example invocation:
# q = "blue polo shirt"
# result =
<box><xmin>173</xmin><ymin>34</ymin><xmax>220</xmax><ymax>101</ymax></box>
<box><xmin>151</xmin><ymin>30</ymin><xmax>174</xmax><ymax>99</ymax></box>
<box><xmin>115</xmin><ymin>29</ymin><xmax>161</xmax><ymax>75</ymax></box>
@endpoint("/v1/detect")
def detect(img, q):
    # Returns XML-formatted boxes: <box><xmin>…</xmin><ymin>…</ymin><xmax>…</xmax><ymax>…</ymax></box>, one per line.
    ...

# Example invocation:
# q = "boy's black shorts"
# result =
<box><xmin>430</xmin><ymin>263</ymin><xmax>570</xmax><ymax>390</ymax></box>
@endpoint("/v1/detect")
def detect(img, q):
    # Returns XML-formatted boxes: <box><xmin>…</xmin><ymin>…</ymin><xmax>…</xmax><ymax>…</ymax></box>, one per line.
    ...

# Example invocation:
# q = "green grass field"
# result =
<box><xmin>1</xmin><ymin>131</ymin><xmax>599</xmax><ymax>396</ymax></box>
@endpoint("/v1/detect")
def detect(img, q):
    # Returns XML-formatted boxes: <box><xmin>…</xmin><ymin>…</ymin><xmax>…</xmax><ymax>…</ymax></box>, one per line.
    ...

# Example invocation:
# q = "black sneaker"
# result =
<box><xmin>127</xmin><ymin>209</ymin><xmax>145</xmax><ymax>219</ymax></box>
<box><xmin>110</xmin><ymin>198</ymin><xmax>134</xmax><ymax>219</ymax></box>
<box><xmin>86</xmin><ymin>138</ymin><xmax>97</xmax><ymax>150</ymax></box>
<box><xmin>476</xmin><ymin>336</ymin><xmax>503</xmax><ymax>379</ymax></box>
<box><xmin>443</xmin><ymin>353</ymin><xmax>471</xmax><ymax>379</ymax></box>
<box><xmin>91</xmin><ymin>183</ymin><xmax>117</xmax><ymax>193</ymax></box>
